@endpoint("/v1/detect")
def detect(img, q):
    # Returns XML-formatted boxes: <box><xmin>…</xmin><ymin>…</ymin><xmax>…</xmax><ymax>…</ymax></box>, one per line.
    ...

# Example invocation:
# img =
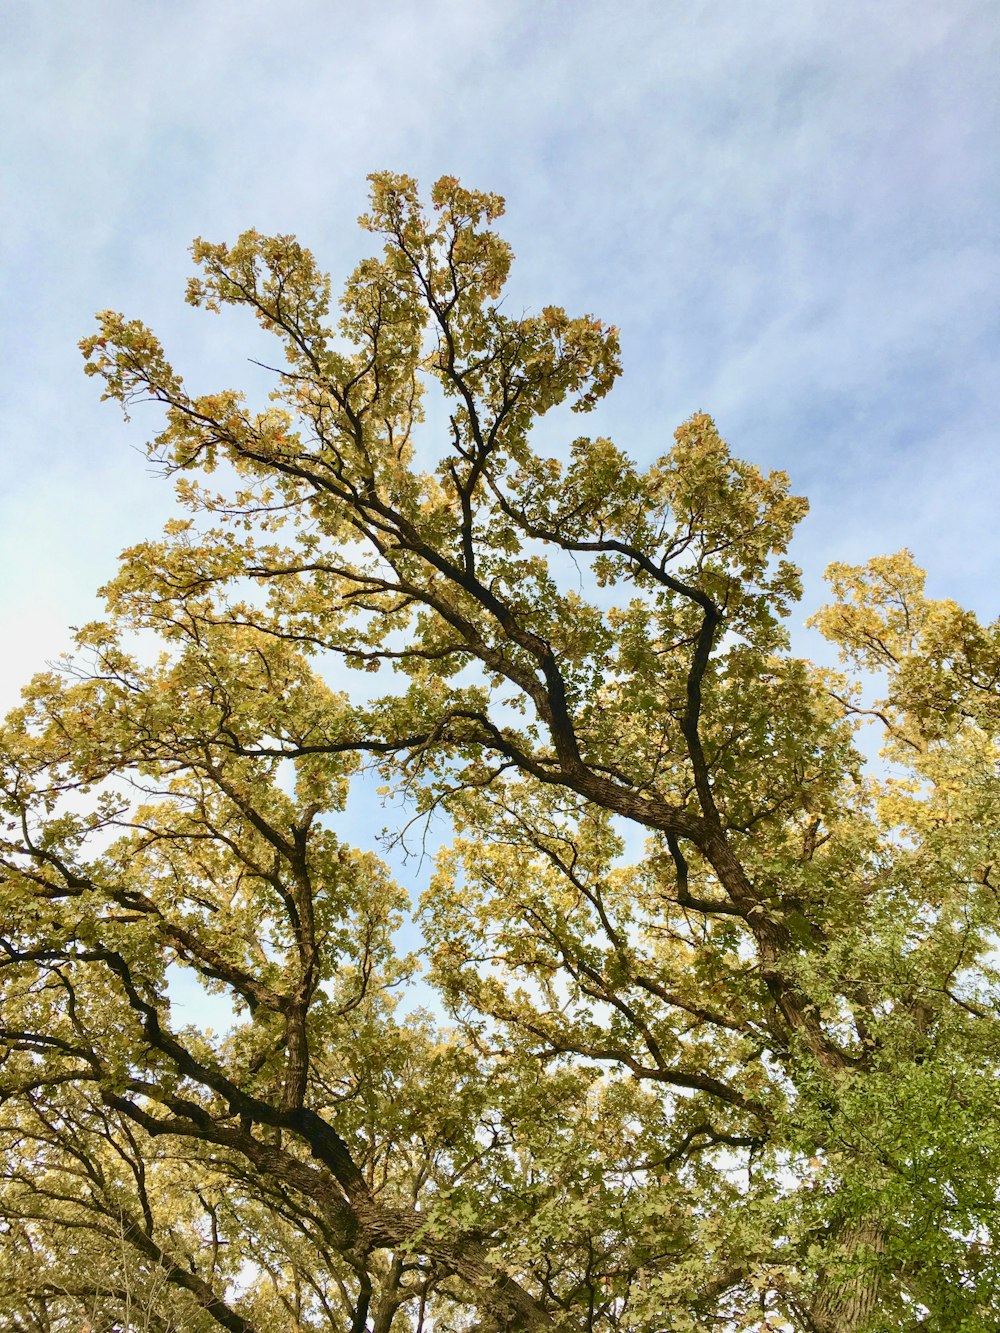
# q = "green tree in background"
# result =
<box><xmin>1</xmin><ymin>175</ymin><xmax>998</xmax><ymax>1332</ymax></box>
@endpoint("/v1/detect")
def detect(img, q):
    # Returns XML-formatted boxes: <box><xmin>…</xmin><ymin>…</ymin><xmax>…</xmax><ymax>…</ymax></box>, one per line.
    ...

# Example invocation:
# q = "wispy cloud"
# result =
<box><xmin>2</xmin><ymin>0</ymin><xmax>996</xmax><ymax>713</ymax></box>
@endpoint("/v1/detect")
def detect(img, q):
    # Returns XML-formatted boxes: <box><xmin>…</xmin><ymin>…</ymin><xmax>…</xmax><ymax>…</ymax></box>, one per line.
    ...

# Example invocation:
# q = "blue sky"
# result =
<box><xmin>3</xmin><ymin>0</ymin><xmax>997</xmax><ymax>717</ymax></box>
<box><xmin>2</xmin><ymin>0</ymin><xmax>996</xmax><ymax>1024</ymax></box>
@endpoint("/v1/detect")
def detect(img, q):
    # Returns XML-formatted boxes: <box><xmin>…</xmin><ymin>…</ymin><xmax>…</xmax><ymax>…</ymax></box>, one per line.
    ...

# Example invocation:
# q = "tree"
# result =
<box><xmin>1</xmin><ymin>173</ymin><xmax>997</xmax><ymax>1332</ymax></box>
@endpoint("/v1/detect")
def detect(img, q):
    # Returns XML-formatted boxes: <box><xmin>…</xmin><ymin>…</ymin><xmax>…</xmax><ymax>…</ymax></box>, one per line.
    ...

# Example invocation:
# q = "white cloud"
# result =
<box><xmin>1</xmin><ymin>0</ymin><xmax>996</xmax><ymax>720</ymax></box>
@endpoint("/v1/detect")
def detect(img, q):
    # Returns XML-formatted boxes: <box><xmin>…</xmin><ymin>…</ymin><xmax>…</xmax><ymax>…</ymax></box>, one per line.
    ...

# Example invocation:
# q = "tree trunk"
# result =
<box><xmin>809</xmin><ymin>1218</ymin><xmax>885</xmax><ymax>1333</ymax></box>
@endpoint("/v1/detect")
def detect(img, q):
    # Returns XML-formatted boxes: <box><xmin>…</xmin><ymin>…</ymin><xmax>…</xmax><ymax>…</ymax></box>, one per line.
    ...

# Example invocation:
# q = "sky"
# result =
<box><xmin>1</xmin><ymin>1</ymin><xmax>997</xmax><ymax>936</ymax></box>
<box><xmin>3</xmin><ymin>0</ymin><xmax>998</xmax><ymax>714</ymax></box>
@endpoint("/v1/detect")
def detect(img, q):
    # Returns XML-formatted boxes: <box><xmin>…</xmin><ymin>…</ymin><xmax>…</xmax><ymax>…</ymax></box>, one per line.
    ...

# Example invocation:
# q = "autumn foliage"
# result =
<box><xmin>1</xmin><ymin>175</ymin><xmax>998</xmax><ymax>1332</ymax></box>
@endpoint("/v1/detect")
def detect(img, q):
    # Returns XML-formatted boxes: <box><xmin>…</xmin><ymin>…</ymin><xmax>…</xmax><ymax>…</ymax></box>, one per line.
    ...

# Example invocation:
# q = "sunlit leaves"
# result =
<box><xmin>2</xmin><ymin>174</ymin><xmax>998</xmax><ymax>1331</ymax></box>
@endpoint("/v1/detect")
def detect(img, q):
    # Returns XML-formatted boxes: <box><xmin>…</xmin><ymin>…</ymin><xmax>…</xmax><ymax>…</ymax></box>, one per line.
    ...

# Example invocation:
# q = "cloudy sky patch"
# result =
<box><xmin>2</xmin><ymin>0</ymin><xmax>997</xmax><ymax>711</ymax></box>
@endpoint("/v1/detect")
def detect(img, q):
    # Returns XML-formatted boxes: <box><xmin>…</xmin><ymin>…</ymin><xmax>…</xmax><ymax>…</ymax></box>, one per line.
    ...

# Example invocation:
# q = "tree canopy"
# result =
<box><xmin>1</xmin><ymin>173</ymin><xmax>998</xmax><ymax>1333</ymax></box>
